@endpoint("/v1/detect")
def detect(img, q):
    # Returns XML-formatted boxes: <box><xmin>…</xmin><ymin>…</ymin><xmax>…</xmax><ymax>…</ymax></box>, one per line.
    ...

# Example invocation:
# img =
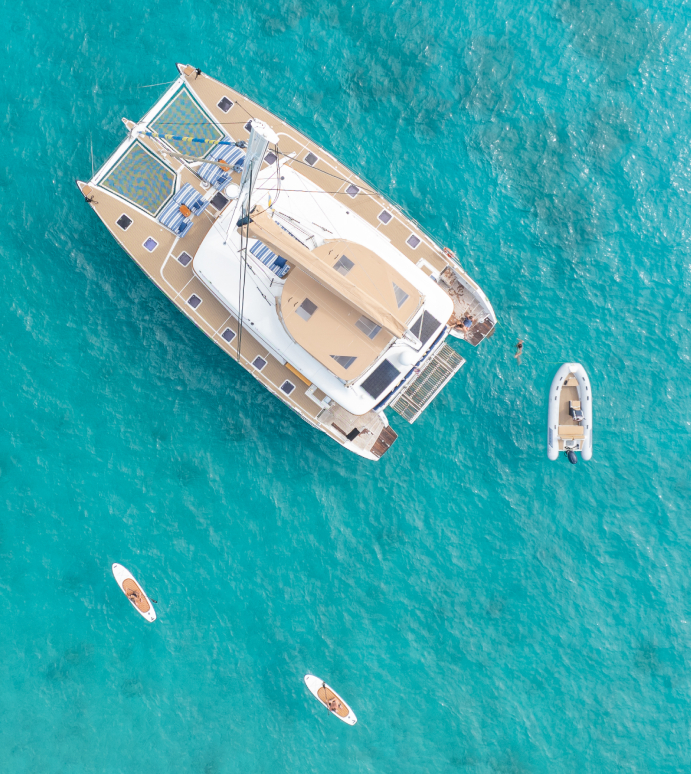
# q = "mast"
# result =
<box><xmin>221</xmin><ymin>119</ymin><xmax>279</xmax><ymax>240</ymax></box>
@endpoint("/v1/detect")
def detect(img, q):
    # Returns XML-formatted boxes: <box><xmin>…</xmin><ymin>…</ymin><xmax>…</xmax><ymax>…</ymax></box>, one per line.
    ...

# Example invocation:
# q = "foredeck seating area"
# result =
<box><xmin>198</xmin><ymin>141</ymin><xmax>245</xmax><ymax>188</ymax></box>
<box><xmin>250</xmin><ymin>240</ymin><xmax>290</xmax><ymax>277</ymax></box>
<box><xmin>157</xmin><ymin>183</ymin><xmax>210</xmax><ymax>237</ymax></box>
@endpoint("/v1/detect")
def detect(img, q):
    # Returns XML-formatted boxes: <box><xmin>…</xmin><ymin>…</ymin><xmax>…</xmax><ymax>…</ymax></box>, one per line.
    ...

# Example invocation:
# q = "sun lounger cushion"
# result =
<box><xmin>157</xmin><ymin>196</ymin><xmax>193</xmax><ymax>237</ymax></box>
<box><xmin>198</xmin><ymin>140</ymin><xmax>245</xmax><ymax>188</ymax></box>
<box><xmin>173</xmin><ymin>182</ymin><xmax>209</xmax><ymax>216</ymax></box>
<box><xmin>250</xmin><ymin>240</ymin><xmax>290</xmax><ymax>278</ymax></box>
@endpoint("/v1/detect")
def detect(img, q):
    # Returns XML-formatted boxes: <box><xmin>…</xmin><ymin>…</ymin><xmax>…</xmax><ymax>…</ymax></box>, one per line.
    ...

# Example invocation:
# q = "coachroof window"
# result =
<box><xmin>333</xmin><ymin>255</ymin><xmax>354</xmax><ymax>276</ymax></box>
<box><xmin>296</xmin><ymin>298</ymin><xmax>317</xmax><ymax>321</ymax></box>
<box><xmin>355</xmin><ymin>315</ymin><xmax>381</xmax><ymax>340</ymax></box>
<box><xmin>331</xmin><ymin>355</ymin><xmax>356</xmax><ymax>370</ymax></box>
<box><xmin>392</xmin><ymin>283</ymin><xmax>409</xmax><ymax>308</ymax></box>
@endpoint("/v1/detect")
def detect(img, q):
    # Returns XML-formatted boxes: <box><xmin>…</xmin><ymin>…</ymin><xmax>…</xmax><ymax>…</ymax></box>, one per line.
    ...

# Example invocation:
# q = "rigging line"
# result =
<box><xmin>236</xmin><ymin>160</ymin><xmax>253</xmax><ymax>363</ymax></box>
<box><xmin>253</xmin><ymin>185</ymin><xmax>386</xmax><ymax>197</ymax></box>
<box><xmin>275</xmin><ymin>149</ymin><xmax>379</xmax><ymax>195</ymax></box>
<box><xmin>153</xmin><ymin>120</ymin><xmax>250</xmax><ymax>127</ymax></box>
<box><xmin>137</xmin><ymin>79</ymin><xmax>178</xmax><ymax>89</ymax></box>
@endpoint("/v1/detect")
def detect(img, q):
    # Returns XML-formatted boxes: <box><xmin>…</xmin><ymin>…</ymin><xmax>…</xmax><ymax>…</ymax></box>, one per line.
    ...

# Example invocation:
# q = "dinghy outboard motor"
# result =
<box><xmin>565</xmin><ymin>450</ymin><xmax>577</xmax><ymax>464</ymax></box>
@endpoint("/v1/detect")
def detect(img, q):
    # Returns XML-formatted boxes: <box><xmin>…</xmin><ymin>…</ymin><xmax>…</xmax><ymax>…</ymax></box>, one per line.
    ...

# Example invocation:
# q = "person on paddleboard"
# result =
<box><xmin>327</xmin><ymin>697</ymin><xmax>343</xmax><ymax>713</ymax></box>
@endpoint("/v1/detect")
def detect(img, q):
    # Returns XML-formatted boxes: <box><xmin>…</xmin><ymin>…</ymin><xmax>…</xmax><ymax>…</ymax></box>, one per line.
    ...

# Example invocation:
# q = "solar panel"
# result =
<box><xmin>360</xmin><ymin>359</ymin><xmax>400</xmax><ymax>399</ymax></box>
<box><xmin>410</xmin><ymin>311</ymin><xmax>441</xmax><ymax>345</ymax></box>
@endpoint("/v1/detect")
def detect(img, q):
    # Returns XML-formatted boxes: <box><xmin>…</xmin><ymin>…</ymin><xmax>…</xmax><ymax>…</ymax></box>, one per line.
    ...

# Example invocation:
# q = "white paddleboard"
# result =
<box><xmin>112</xmin><ymin>563</ymin><xmax>156</xmax><ymax>622</ymax></box>
<box><xmin>304</xmin><ymin>675</ymin><xmax>357</xmax><ymax>725</ymax></box>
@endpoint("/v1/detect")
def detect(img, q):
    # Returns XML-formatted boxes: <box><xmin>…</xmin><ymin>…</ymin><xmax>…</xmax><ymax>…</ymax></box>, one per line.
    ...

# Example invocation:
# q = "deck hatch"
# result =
<box><xmin>280</xmin><ymin>380</ymin><xmax>296</xmax><ymax>395</ymax></box>
<box><xmin>102</xmin><ymin>142</ymin><xmax>175</xmax><ymax>216</ymax></box>
<box><xmin>252</xmin><ymin>356</ymin><xmax>267</xmax><ymax>371</ymax></box>
<box><xmin>410</xmin><ymin>311</ymin><xmax>441</xmax><ymax>346</ymax></box>
<box><xmin>177</xmin><ymin>251</ymin><xmax>192</xmax><ymax>267</ymax></box>
<box><xmin>187</xmin><ymin>294</ymin><xmax>202</xmax><ymax>309</ymax></box>
<box><xmin>406</xmin><ymin>234</ymin><xmax>421</xmax><ymax>249</ymax></box>
<box><xmin>221</xmin><ymin>328</ymin><xmax>236</xmax><ymax>343</ymax></box>
<box><xmin>210</xmin><ymin>192</ymin><xmax>229</xmax><ymax>211</ymax></box>
<box><xmin>264</xmin><ymin>152</ymin><xmax>277</xmax><ymax>165</ymax></box>
<box><xmin>378</xmin><ymin>210</ymin><xmax>392</xmax><ymax>224</ymax></box>
<box><xmin>116</xmin><ymin>214</ymin><xmax>133</xmax><ymax>230</ymax></box>
<box><xmin>333</xmin><ymin>255</ymin><xmax>354</xmax><ymax>276</ymax></box>
<box><xmin>346</xmin><ymin>184</ymin><xmax>359</xmax><ymax>197</ymax></box>
<box><xmin>296</xmin><ymin>298</ymin><xmax>317</xmax><ymax>321</ymax></box>
<box><xmin>304</xmin><ymin>152</ymin><xmax>318</xmax><ymax>166</ymax></box>
<box><xmin>217</xmin><ymin>96</ymin><xmax>234</xmax><ymax>112</ymax></box>
<box><xmin>360</xmin><ymin>359</ymin><xmax>400</xmax><ymax>399</ymax></box>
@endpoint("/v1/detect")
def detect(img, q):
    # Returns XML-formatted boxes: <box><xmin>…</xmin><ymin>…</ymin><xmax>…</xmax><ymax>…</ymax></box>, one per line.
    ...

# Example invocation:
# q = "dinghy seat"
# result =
<box><xmin>559</xmin><ymin>425</ymin><xmax>584</xmax><ymax>439</ymax></box>
<box><xmin>569</xmin><ymin>400</ymin><xmax>584</xmax><ymax>422</ymax></box>
<box><xmin>198</xmin><ymin>140</ymin><xmax>245</xmax><ymax>188</ymax></box>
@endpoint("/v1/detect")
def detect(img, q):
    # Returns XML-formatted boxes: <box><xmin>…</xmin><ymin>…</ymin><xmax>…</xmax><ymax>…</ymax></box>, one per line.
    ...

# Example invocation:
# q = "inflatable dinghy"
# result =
<box><xmin>304</xmin><ymin>675</ymin><xmax>357</xmax><ymax>725</ymax></box>
<box><xmin>547</xmin><ymin>363</ymin><xmax>592</xmax><ymax>463</ymax></box>
<box><xmin>112</xmin><ymin>563</ymin><xmax>156</xmax><ymax>622</ymax></box>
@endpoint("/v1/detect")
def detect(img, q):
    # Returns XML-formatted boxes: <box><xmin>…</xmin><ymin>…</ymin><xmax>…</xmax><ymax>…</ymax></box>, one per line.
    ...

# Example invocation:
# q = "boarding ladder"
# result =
<box><xmin>390</xmin><ymin>343</ymin><xmax>465</xmax><ymax>423</ymax></box>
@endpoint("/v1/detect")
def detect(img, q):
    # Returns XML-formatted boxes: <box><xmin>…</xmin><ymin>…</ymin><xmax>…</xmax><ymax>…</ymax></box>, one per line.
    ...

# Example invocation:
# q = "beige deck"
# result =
<box><xmin>122</xmin><ymin>578</ymin><xmax>150</xmax><ymax>613</ymax></box>
<box><xmin>557</xmin><ymin>375</ymin><xmax>583</xmax><ymax>449</ymax></box>
<box><xmin>317</xmin><ymin>685</ymin><xmax>350</xmax><ymax>719</ymax></box>
<box><xmin>78</xmin><ymin>65</ymin><xmax>485</xmax><ymax>458</ymax></box>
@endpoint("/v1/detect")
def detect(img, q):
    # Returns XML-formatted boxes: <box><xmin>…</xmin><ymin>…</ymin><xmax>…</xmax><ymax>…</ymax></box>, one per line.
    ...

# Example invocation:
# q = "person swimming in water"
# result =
<box><xmin>515</xmin><ymin>339</ymin><xmax>524</xmax><ymax>364</ymax></box>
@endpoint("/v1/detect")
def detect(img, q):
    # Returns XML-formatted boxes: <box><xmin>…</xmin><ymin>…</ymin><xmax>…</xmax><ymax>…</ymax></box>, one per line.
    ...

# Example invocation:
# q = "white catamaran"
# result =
<box><xmin>77</xmin><ymin>64</ymin><xmax>496</xmax><ymax>460</ymax></box>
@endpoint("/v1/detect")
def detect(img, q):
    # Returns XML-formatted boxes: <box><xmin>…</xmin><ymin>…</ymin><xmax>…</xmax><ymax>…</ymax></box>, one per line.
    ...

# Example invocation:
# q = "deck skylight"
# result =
<box><xmin>296</xmin><ymin>299</ymin><xmax>317</xmax><ymax>321</ymax></box>
<box><xmin>333</xmin><ymin>255</ymin><xmax>354</xmax><ymax>276</ymax></box>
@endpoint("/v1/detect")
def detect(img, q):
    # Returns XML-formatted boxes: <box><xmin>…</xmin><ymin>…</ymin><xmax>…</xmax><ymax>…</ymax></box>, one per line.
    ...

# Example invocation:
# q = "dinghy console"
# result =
<box><xmin>569</xmin><ymin>400</ymin><xmax>584</xmax><ymax>423</ymax></box>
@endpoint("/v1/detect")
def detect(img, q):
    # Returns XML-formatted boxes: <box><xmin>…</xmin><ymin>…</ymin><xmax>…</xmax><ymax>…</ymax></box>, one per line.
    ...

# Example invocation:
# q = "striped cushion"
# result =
<box><xmin>250</xmin><ymin>240</ymin><xmax>290</xmax><ymax>278</ymax></box>
<box><xmin>198</xmin><ymin>141</ymin><xmax>245</xmax><ymax>187</ymax></box>
<box><xmin>173</xmin><ymin>182</ymin><xmax>209</xmax><ymax>215</ymax></box>
<box><xmin>157</xmin><ymin>196</ymin><xmax>193</xmax><ymax>237</ymax></box>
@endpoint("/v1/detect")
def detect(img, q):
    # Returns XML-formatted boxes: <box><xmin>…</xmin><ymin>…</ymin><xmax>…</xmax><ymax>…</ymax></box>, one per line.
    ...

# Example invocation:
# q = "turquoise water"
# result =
<box><xmin>1</xmin><ymin>0</ymin><xmax>689</xmax><ymax>770</ymax></box>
